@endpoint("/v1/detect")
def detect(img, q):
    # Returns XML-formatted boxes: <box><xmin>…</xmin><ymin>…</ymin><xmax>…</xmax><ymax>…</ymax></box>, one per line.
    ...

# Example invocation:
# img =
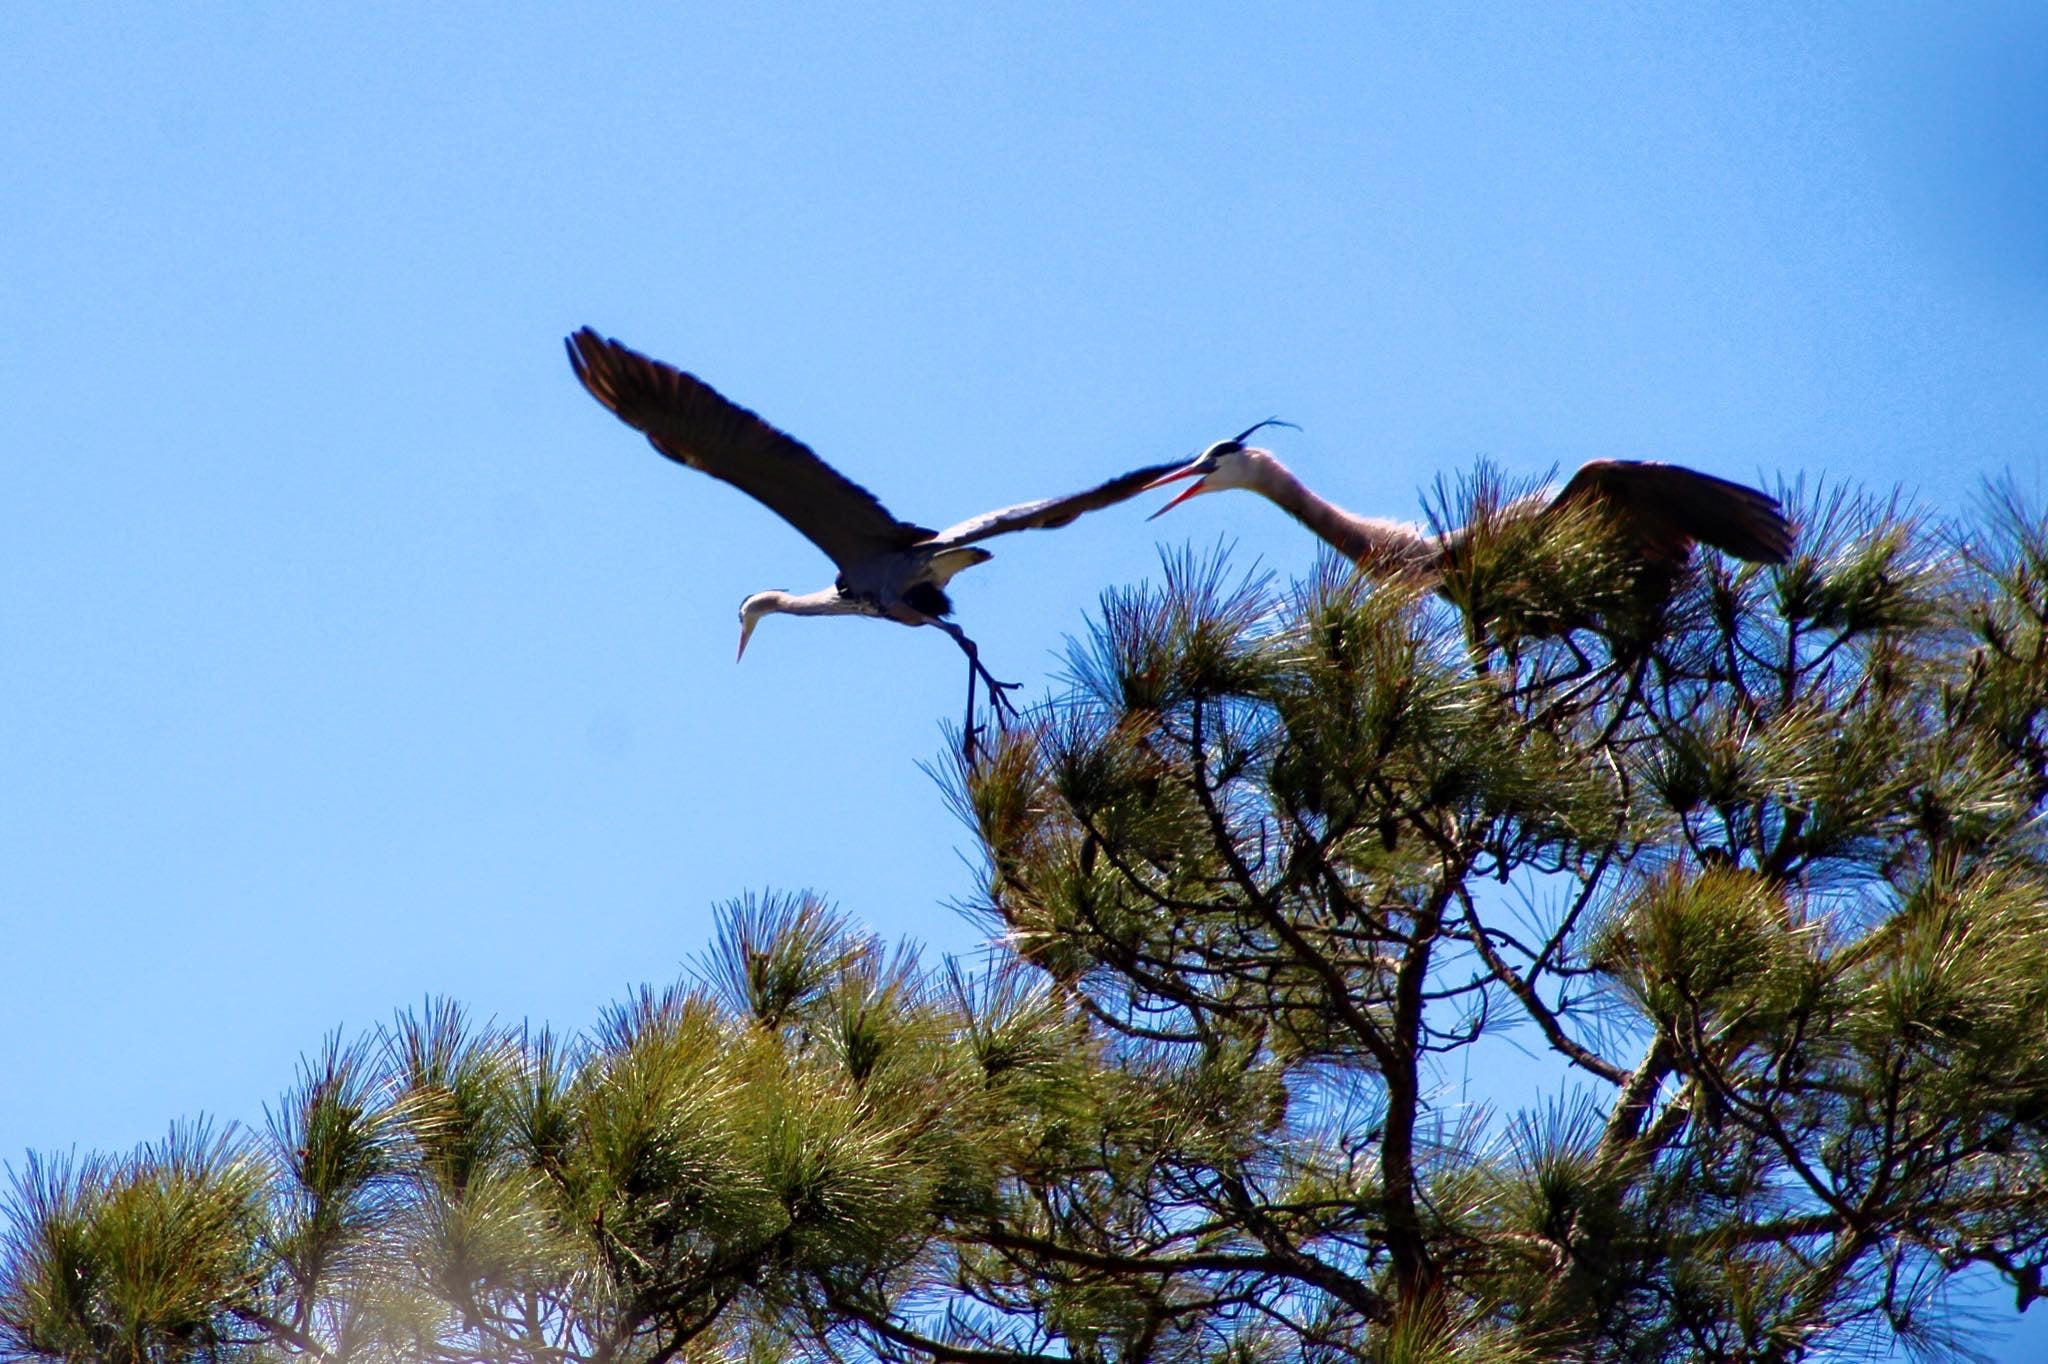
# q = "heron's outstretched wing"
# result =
<box><xmin>567</xmin><ymin>329</ymin><xmax>934</xmax><ymax>571</ymax></box>
<box><xmin>927</xmin><ymin>459</ymin><xmax>1188</xmax><ymax>548</ymax></box>
<box><xmin>1552</xmin><ymin>460</ymin><xmax>1792</xmax><ymax>567</ymax></box>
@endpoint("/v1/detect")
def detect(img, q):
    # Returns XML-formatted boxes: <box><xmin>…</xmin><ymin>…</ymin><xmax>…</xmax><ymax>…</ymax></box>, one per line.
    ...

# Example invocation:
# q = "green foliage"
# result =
<box><xmin>6</xmin><ymin>478</ymin><xmax>2048</xmax><ymax>1363</ymax></box>
<box><xmin>1</xmin><ymin>1126</ymin><xmax>265</xmax><ymax>1364</ymax></box>
<box><xmin>1426</xmin><ymin>463</ymin><xmax>1644</xmax><ymax>648</ymax></box>
<box><xmin>1593</xmin><ymin>867</ymin><xmax>1817</xmax><ymax>1035</ymax></box>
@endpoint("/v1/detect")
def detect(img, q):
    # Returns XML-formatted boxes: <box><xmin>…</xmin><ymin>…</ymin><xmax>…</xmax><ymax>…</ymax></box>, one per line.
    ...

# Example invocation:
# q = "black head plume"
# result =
<box><xmin>1231</xmin><ymin>416</ymin><xmax>1300</xmax><ymax>446</ymax></box>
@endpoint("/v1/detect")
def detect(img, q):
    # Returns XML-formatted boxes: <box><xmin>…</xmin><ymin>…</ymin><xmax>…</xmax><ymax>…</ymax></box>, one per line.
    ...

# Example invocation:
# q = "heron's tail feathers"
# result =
<box><xmin>928</xmin><ymin>546</ymin><xmax>995</xmax><ymax>585</ymax></box>
<box><xmin>1670</xmin><ymin>471</ymin><xmax>1795</xmax><ymax>564</ymax></box>
<box><xmin>1555</xmin><ymin>461</ymin><xmax>1794</xmax><ymax>568</ymax></box>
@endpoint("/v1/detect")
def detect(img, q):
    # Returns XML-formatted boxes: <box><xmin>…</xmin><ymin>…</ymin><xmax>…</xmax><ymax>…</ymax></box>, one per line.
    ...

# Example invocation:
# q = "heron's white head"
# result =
<box><xmin>736</xmin><ymin>590</ymin><xmax>786</xmax><ymax>661</ymax></box>
<box><xmin>1143</xmin><ymin>419</ymin><xmax>1298</xmax><ymax>519</ymax></box>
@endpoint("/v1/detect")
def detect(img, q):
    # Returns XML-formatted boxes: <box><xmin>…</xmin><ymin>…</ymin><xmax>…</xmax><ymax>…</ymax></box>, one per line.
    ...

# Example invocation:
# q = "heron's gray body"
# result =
<box><xmin>828</xmin><ymin>545</ymin><xmax>993</xmax><ymax>625</ymax></box>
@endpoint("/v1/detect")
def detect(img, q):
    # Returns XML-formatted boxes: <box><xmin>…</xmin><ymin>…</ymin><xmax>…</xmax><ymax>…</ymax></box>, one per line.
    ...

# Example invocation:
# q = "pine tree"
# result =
<box><xmin>6</xmin><ymin>478</ymin><xmax>2047</xmax><ymax>1363</ymax></box>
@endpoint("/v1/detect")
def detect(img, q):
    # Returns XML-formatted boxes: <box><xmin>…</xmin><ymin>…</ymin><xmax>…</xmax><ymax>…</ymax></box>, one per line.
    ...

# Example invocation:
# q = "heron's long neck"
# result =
<box><xmin>1248</xmin><ymin>456</ymin><xmax>1437</xmax><ymax>576</ymax></box>
<box><xmin>766</xmin><ymin>588</ymin><xmax>864</xmax><ymax>617</ymax></box>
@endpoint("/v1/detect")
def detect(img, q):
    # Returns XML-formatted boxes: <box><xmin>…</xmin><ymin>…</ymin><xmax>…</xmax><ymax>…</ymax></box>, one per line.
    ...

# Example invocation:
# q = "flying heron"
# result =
<box><xmin>1144</xmin><ymin>421</ymin><xmax>1791</xmax><ymax>600</ymax></box>
<box><xmin>566</xmin><ymin>328</ymin><xmax>1182</xmax><ymax>749</ymax></box>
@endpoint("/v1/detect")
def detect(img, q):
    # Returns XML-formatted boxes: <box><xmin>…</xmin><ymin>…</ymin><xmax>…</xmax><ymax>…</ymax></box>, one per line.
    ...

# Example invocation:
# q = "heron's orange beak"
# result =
<box><xmin>736</xmin><ymin>618</ymin><xmax>757</xmax><ymax>662</ymax></box>
<box><xmin>1143</xmin><ymin>464</ymin><xmax>1211</xmax><ymax>520</ymax></box>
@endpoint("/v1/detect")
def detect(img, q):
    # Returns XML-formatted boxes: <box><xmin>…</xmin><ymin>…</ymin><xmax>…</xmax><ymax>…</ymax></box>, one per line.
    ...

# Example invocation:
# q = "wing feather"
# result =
<box><xmin>927</xmin><ymin>459</ymin><xmax>1189</xmax><ymax>548</ymax></box>
<box><xmin>566</xmin><ymin>329</ymin><xmax>933</xmax><ymax>571</ymax></box>
<box><xmin>1551</xmin><ymin>460</ymin><xmax>1792</xmax><ymax>566</ymax></box>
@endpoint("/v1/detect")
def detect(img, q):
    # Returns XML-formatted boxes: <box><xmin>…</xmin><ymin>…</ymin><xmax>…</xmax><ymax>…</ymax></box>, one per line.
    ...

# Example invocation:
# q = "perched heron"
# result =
<box><xmin>1144</xmin><ymin>422</ymin><xmax>1792</xmax><ymax>609</ymax></box>
<box><xmin>567</xmin><ymin>328</ymin><xmax>1182</xmax><ymax>749</ymax></box>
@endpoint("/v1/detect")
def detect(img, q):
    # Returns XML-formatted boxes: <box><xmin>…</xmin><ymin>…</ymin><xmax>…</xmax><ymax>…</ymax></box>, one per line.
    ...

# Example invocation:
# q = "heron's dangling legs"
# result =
<box><xmin>935</xmin><ymin>621</ymin><xmax>1021</xmax><ymax>759</ymax></box>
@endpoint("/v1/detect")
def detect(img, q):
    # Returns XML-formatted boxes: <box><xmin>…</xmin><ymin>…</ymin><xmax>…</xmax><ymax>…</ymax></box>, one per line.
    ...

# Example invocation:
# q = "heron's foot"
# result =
<box><xmin>961</xmin><ymin>673</ymin><xmax>1022</xmax><ymax>765</ymax></box>
<box><xmin>984</xmin><ymin>674</ymin><xmax>1023</xmax><ymax>719</ymax></box>
<box><xmin>936</xmin><ymin>620</ymin><xmax>1023</xmax><ymax>761</ymax></box>
<box><xmin>963</xmin><ymin>653</ymin><xmax>1022</xmax><ymax>721</ymax></box>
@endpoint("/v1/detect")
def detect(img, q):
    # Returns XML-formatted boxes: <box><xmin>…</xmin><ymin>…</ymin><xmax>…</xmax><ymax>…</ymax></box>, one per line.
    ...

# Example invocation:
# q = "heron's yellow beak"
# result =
<box><xmin>736</xmin><ymin>617</ymin><xmax>757</xmax><ymax>662</ymax></box>
<box><xmin>1143</xmin><ymin>464</ymin><xmax>1211</xmax><ymax>520</ymax></box>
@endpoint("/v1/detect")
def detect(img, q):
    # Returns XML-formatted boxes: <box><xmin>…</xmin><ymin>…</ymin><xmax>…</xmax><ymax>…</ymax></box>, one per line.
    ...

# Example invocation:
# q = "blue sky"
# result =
<box><xmin>5</xmin><ymin>3</ymin><xmax>2046</xmax><ymax>1352</ymax></box>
